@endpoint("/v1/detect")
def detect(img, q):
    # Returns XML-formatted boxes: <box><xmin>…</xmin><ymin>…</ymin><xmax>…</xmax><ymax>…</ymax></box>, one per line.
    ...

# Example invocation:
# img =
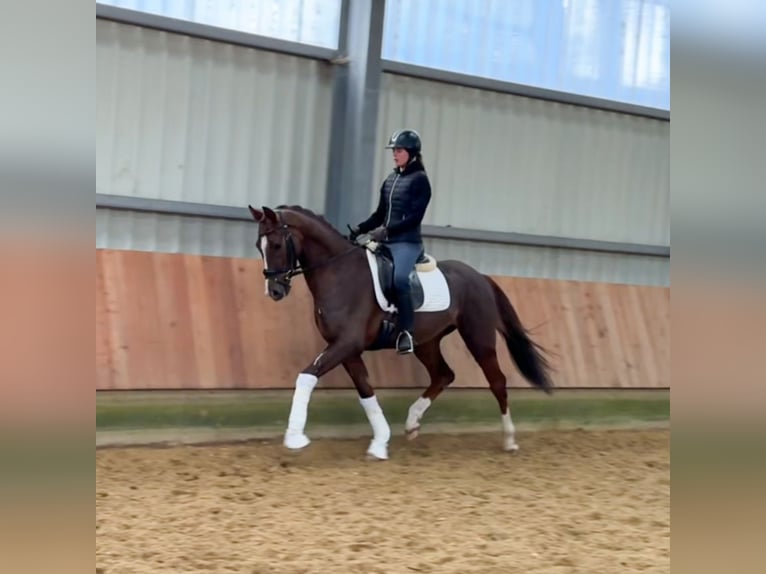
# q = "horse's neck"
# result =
<box><xmin>299</xmin><ymin>225</ymin><xmax>346</xmax><ymax>266</ymax></box>
<box><xmin>299</xmin><ymin>228</ymin><xmax>363</xmax><ymax>304</ymax></box>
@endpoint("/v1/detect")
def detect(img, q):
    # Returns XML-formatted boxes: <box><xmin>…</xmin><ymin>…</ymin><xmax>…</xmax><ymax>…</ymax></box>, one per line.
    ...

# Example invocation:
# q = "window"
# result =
<box><xmin>97</xmin><ymin>0</ymin><xmax>343</xmax><ymax>49</ymax></box>
<box><xmin>382</xmin><ymin>0</ymin><xmax>670</xmax><ymax>110</ymax></box>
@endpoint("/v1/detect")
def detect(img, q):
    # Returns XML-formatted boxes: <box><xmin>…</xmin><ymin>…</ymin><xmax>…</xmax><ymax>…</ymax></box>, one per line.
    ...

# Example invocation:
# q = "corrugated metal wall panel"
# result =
<box><xmin>97</xmin><ymin>209</ymin><xmax>668</xmax><ymax>286</ymax></box>
<box><xmin>375</xmin><ymin>73</ymin><xmax>669</xmax><ymax>246</ymax></box>
<box><xmin>97</xmin><ymin>19</ymin><xmax>333</xmax><ymax>210</ymax></box>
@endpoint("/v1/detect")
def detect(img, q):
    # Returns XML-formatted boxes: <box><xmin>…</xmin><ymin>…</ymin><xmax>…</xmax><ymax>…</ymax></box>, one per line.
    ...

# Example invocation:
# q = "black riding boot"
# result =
<box><xmin>395</xmin><ymin>289</ymin><xmax>415</xmax><ymax>354</ymax></box>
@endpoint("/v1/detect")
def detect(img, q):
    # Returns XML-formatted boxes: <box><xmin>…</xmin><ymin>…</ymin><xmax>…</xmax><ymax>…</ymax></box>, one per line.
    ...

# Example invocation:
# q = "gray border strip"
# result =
<box><xmin>97</xmin><ymin>193</ymin><xmax>248</xmax><ymax>222</ymax></box>
<box><xmin>96</xmin><ymin>3</ymin><xmax>339</xmax><ymax>61</ymax></box>
<box><xmin>421</xmin><ymin>225</ymin><xmax>669</xmax><ymax>257</ymax></box>
<box><xmin>96</xmin><ymin>194</ymin><xmax>669</xmax><ymax>257</ymax></box>
<box><xmin>382</xmin><ymin>60</ymin><xmax>670</xmax><ymax>121</ymax></box>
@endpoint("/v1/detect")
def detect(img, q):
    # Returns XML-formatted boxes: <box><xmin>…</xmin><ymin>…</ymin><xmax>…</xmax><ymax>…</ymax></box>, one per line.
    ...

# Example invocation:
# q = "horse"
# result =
<box><xmin>248</xmin><ymin>204</ymin><xmax>554</xmax><ymax>460</ymax></box>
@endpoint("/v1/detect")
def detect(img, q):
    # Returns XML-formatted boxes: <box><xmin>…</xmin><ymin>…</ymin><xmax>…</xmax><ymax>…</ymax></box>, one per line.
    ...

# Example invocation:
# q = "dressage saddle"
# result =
<box><xmin>373</xmin><ymin>244</ymin><xmax>428</xmax><ymax>311</ymax></box>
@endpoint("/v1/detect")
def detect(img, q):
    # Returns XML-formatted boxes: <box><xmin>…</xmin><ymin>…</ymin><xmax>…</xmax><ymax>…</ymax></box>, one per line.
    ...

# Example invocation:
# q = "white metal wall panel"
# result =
<box><xmin>375</xmin><ymin>73</ymin><xmax>669</xmax><ymax>246</ymax></box>
<box><xmin>423</xmin><ymin>238</ymin><xmax>668</xmax><ymax>286</ymax></box>
<box><xmin>97</xmin><ymin>209</ymin><xmax>668</xmax><ymax>285</ymax></box>
<box><xmin>98</xmin><ymin>0</ymin><xmax>344</xmax><ymax>49</ymax></box>
<box><xmin>97</xmin><ymin>19</ymin><xmax>333</xmax><ymax>210</ymax></box>
<box><xmin>382</xmin><ymin>0</ymin><xmax>670</xmax><ymax>110</ymax></box>
<box><xmin>97</xmin><ymin>209</ymin><xmax>258</xmax><ymax>258</ymax></box>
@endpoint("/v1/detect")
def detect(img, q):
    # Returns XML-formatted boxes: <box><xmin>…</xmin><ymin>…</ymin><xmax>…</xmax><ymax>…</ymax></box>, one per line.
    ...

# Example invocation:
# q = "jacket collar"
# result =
<box><xmin>395</xmin><ymin>158</ymin><xmax>425</xmax><ymax>176</ymax></box>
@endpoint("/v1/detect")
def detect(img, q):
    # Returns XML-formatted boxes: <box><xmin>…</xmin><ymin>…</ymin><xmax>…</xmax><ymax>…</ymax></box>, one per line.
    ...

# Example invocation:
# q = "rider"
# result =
<box><xmin>349</xmin><ymin>129</ymin><xmax>432</xmax><ymax>355</ymax></box>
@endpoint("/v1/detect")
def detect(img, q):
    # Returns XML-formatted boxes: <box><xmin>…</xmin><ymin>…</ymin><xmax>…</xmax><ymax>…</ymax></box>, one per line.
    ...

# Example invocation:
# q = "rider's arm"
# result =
<box><xmin>356</xmin><ymin>184</ymin><xmax>386</xmax><ymax>233</ymax></box>
<box><xmin>384</xmin><ymin>174</ymin><xmax>431</xmax><ymax>235</ymax></box>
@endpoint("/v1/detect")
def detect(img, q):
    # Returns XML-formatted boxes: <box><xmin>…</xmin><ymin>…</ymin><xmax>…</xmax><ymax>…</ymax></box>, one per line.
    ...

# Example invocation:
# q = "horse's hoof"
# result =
<box><xmin>504</xmin><ymin>440</ymin><xmax>520</xmax><ymax>453</ymax></box>
<box><xmin>366</xmin><ymin>453</ymin><xmax>388</xmax><ymax>461</ymax></box>
<box><xmin>405</xmin><ymin>427</ymin><xmax>419</xmax><ymax>440</ymax></box>
<box><xmin>366</xmin><ymin>442</ymin><xmax>389</xmax><ymax>461</ymax></box>
<box><xmin>283</xmin><ymin>432</ymin><xmax>311</xmax><ymax>450</ymax></box>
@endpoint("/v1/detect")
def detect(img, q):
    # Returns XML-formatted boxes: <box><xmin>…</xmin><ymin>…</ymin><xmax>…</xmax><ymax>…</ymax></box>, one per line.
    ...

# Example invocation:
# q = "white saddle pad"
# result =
<box><xmin>365</xmin><ymin>250</ymin><xmax>451</xmax><ymax>313</ymax></box>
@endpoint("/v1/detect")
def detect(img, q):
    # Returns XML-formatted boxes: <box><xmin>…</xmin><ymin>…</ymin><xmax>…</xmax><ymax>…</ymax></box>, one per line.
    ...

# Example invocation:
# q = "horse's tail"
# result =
<box><xmin>485</xmin><ymin>275</ymin><xmax>555</xmax><ymax>394</ymax></box>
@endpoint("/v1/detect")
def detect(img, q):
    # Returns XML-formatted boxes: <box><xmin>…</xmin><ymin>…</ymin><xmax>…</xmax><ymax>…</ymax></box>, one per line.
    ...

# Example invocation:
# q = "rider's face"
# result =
<box><xmin>393</xmin><ymin>147</ymin><xmax>410</xmax><ymax>168</ymax></box>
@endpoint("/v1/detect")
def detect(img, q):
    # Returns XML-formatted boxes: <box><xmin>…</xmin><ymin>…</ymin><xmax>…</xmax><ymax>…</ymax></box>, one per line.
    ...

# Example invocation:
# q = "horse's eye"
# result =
<box><xmin>270</xmin><ymin>242</ymin><xmax>282</xmax><ymax>250</ymax></box>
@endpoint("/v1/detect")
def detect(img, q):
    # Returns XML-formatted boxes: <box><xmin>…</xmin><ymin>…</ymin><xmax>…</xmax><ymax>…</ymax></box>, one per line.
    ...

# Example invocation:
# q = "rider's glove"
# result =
<box><xmin>369</xmin><ymin>227</ymin><xmax>388</xmax><ymax>242</ymax></box>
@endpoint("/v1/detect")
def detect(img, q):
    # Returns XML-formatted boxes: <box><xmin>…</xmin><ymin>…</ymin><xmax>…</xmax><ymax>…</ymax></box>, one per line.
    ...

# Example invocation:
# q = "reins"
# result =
<box><xmin>260</xmin><ymin>213</ymin><xmax>362</xmax><ymax>283</ymax></box>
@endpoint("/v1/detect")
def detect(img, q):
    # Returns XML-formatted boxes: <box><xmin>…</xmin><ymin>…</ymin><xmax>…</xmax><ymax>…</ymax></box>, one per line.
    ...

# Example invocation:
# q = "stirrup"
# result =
<box><xmin>396</xmin><ymin>331</ymin><xmax>414</xmax><ymax>354</ymax></box>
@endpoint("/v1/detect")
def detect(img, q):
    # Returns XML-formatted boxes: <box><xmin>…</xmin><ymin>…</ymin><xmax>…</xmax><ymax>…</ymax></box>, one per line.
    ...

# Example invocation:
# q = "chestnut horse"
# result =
<box><xmin>249</xmin><ymin>204</ymin><xmax>553</xmax><ymax>459</ymax></box>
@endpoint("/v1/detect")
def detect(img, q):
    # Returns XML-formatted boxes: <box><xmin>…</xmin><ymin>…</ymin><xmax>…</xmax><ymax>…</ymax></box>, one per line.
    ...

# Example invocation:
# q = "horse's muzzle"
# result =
<box><xmin>267</xmin><ymin>279</ymin><xmax>291</xmax><ymax>301</ymax></box>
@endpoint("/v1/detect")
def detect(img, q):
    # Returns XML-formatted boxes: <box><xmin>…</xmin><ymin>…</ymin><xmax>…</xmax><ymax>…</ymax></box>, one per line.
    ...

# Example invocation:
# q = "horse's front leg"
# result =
<box><xmin>343</xmin><ymin>355</ymin><xmax>391</xmax><ymax>460</ymax></box>
<box><xmin>283</xmin><ymin>339</ymin><xmax>363</xmax><ymax>451</ymax></box>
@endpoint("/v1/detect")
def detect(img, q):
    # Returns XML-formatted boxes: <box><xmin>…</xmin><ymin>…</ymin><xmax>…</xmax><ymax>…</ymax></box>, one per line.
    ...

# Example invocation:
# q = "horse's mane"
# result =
<box><xmin>276</xmin><ymin>205</ymin><xmax>345</xmax><ymax>239</ymax></box>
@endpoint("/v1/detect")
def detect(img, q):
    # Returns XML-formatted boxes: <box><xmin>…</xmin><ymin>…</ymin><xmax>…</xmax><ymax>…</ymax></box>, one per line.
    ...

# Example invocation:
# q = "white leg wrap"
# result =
<box><xmin>283</xmin><ymin>373</ymin><xmax>318</xmax><ymax>449</ymax></box>
<box><xmin>360</xmin><ymin>395</ymin><xmax>390</xmax><ymax>460</ymax></box>
<box><xmin>502</xmin><ymin>411</ymin><xmax>519</xmax><ymax>451</ymax></box>
<box><xmin>405</xmin><ymin>396</ymin><xmax>432</xmax><ymax>433</ymax></box>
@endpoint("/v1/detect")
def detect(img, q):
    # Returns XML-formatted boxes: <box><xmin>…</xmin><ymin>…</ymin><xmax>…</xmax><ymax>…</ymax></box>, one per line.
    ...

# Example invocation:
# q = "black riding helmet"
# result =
<box><xmin>385</xmin><ymin>129</ymin><xmax>421</xmax><ymax>156</ymax></box>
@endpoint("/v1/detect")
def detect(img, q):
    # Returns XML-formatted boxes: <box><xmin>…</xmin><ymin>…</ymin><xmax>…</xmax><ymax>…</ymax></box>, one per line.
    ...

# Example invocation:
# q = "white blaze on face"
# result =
<box><xmin>261</xmin><ymin>235</ymin><xmax>269</xmax><ymax>295</ymax></box>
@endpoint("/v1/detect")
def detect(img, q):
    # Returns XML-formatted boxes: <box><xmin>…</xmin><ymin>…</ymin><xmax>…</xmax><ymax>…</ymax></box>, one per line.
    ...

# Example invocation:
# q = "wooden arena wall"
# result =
<box><xmin>96</xmin><ymin>249</ymin><xmax>669</xmax><ymax>390</ymax></box>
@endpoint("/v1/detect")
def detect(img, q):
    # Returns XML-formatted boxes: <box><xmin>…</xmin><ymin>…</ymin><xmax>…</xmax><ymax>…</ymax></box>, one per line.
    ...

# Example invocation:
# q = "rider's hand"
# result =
<box><xmin>369</xmin><ymin>227</ymin><xmax>387</xmax><ymax>242</ymax></box>
<box><xmin>347</xmin><ymin>225</ymin><xmax>361</xmax><ymax>241</ymax></box>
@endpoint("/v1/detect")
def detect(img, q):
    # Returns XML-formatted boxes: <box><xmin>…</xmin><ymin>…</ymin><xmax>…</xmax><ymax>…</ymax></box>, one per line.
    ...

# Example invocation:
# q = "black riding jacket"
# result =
<box><xmin>357</xmin><ymin>159</ymin><xmax>432</xmax><ymax>244</ymax></box>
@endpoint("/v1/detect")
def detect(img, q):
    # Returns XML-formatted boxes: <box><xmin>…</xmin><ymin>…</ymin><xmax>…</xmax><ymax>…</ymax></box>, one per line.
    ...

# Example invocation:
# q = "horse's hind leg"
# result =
<box><xmin>458</xmin><ymin>319</ymin><xmax>519</xmax><ymax>452</ymax></box>
<box><xmin>480</xmin><ymin>355</ymin><xmax>519</xmax><ymax>452</ymax></box>
<box><xmin>407</xmin><ymin>336</ymin><xmax>456</xmax><ymax>439</ymax></box>
<box><xmin>343</xmin><ymin>355</ymin><xmax>391</xmax><ymax>460</ymax></box>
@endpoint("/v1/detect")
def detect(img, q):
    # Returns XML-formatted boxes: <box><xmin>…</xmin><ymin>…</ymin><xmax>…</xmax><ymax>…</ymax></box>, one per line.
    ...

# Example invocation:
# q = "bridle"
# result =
<box><xmin>259</xmin><ymin>221</ymin><xmax>301</xmax><ymax>286</ymax></box>
<box><xmin>258</xmin><ymin>212</ymin><xmax>359</xmax><ymax>288</ymax></box>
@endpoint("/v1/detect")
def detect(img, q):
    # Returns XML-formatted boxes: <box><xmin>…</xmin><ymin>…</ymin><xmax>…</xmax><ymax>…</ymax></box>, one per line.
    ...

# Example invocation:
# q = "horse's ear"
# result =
<box><xmin>248</xmin><ymin>205</ymin><xmax>264</xmax><ymax>222</ymax></box>
<box><xmin>262</xmin><ymin>206</ymin><xmax>278</xmax><ymax>223</ymax></box>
